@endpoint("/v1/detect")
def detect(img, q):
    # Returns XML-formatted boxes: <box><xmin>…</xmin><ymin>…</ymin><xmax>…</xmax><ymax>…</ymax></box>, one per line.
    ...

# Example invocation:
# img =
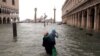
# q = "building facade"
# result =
<box><xmin>0</xmin><ymin>0</ymin><xmax>19</xmax><ymax>24</ymax></box>
<box><xmin>62</xmin><ymin>0</ymin><xmax>100</xmax><ymax>32</ymax></box>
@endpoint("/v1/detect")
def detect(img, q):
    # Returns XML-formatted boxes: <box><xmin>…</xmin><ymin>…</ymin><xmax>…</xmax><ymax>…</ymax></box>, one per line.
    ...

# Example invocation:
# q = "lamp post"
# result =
<box><xmin>12</xmin><ymin>19</ymin><xmax>17</xmax><ymax>42</ymax></box>
<box><xmin>10</xmin><ymin>12</ymin><xmax>18</xmax><ymax>42</ymax></box>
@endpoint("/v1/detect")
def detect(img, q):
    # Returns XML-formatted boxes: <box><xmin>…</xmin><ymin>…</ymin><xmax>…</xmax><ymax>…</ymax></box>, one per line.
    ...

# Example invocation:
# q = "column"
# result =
<box><xmin>75</xmin><ymin>0</ymin><xmax>77</xmax><ymax>4</ymax></box>
<box><xmin>68</xmin><ymin>16</ymin><xmax>70</xmax><ymax>25</ymax></box>
<box><xmin>0</xmin><ymin>17</ymin><xmax>1</xmax><ymax>24</ymax></box>
<box><xmin>77</xmin><ymin>12</ymin><xmax>80</xmax><ymax>27</ymax></box>
<box><xmin>87</xmin><ymin>8</ymin><xmax>91</xmax><ymax>30</ymax></box>
<box><xmin>73</xmin><ymin>14</ymin><xmax>75</xmax><ymax>26</ymax></box>
<box><xmin>71</xmin><ymin>15</ymin><xmax>72</xmax><ymax>25</ymax></box>
<box><xmin>71</xmin><ymin>15</ymin><xmax>73</xmax><ymax>25</ymax></box>
<box><xmin>72</xmin><ymin>0</ymin><xmax>74</xmax><ymax>7</ymax></box>
<box><xmin>75</xmin><ymin>13</ymin><xmax>77</xmax><ymax>26</ymax></box>
<box><xmin>72</xmin><ymin>15</ymin><xmax>74</xmax><ymax>26</ymax></box>
<box><xmin>73</xmin><ymin>14</ymin><xmax>74</xmax><ymax>26</ymax></box>
<box><xmin>6</xmin><ymin>18</ymin><xmax>7</xmax><ymax>24</ymax></box>
<box><xmin>2</xmin><ymin>17</ymin><xmax>3</xmax><ymax>24</ymax></box>
<box><xmin>78</xmin><ymin>12</ymin><xmax>81</xmax><ymax>28</ymax></box>
<box><xmin>67</xmin><ymin>16</ymin><xmax>68</xmax><ymax>24</ymax></box>
<box><xmin>74</xmin><ymin>14</ymin><xmax>75</xmax><ymax>26</ymax></box>
<box><xmin>54</xmin><ymin>8</ymin><xmax>56</xmax><ymax>23</ymax></box>
<box><xmin>79</xmin><ymin>12</ymin><xmax>82</xmax><ymax>28</ymax></box>
<box><xmin>76</xmin><ymin>13</ymin><xmax>78</xmax><ymax>27</ymax></box>
<box><xmin>34</xmin><ymin>8</ymin><xmax>37</xmax><ymax>23</ymax></box>
<box><xmin>94</xmin><ymin>5</ymin><xmax>100</xmax><ymax>31</ymax></box>
<box><xmin>10</xmin><ymin>17</ymin><xmax>11</xmax><ymax>23</ymax></box>
<box><xmin>81</xmin><ymin>11</ymin><xmax>85</xmax><ymax>28</ymax></box>
<box><xmin>65</xmin><ymin>17</ymin><xmax>67</xmax><ymax>24</ymax></box>
<box><xmin>76</xmin><ymin>0</ymin><xmax>78</xmax><ymax>4</ymax></box>
<box><xmin>73</xmin><ymin>0</ymin><xmax>75</xmax><ymax>6</ymax></box>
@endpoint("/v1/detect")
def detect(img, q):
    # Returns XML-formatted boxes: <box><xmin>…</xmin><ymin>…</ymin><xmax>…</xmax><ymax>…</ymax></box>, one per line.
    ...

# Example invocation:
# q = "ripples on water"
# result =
<box><xmin>0</xmin><ymin>23</ymin><xmax>100</xmax><ymax>56</ymax></box>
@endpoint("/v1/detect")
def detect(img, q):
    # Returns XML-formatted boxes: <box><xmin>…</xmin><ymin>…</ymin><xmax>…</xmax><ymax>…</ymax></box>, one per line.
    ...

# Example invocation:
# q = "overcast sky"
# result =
<box><xmin>19</xmin><ymin>0</ymin><xmax>65</xmax><ymax>21</ymax></box>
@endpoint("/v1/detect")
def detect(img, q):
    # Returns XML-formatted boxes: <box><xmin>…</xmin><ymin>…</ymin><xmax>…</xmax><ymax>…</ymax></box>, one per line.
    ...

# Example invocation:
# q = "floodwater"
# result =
<box><xmin>0</xmin><ymin>23</ymin><xmax>100</xmax><ymax>56</ymax></box>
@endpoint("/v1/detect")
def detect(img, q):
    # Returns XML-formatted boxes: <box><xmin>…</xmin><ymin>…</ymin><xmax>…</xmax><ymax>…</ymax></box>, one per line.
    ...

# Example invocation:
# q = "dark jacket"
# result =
<box><xmin>42</xmin><ymin>35</ymin><xmax>54</xmax><ymax>47</ymax></box>
<box><xmin>48</xmin><ymin>29</ymin><xmax>58</xmax><ymax>45</ymax></box>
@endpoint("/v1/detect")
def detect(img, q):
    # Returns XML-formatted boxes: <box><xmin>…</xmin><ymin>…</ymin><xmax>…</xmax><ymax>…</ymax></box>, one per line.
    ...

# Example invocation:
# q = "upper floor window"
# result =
<box><xmin>2</xmin><ymin>0</ymin><xmax>6</xmax><ymax>2</ymax></box>
<box><xmin>12</xmin><ymin>0</ymin><xmax>15</xmax><ymax>5</ymax></box>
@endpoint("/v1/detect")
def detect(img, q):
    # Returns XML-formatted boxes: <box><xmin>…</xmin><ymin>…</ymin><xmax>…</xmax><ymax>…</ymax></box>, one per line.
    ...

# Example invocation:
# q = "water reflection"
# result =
<box><xmin>0</xmin><ymin>23</ymin><xmax>100</xmax><ymax>56</ymax></box>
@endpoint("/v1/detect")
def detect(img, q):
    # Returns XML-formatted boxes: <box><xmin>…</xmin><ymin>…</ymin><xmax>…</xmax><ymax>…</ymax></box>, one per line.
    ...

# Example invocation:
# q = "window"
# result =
<box><xmin>12</xmin><ymin>0</ymin><xmax>15</xmax><ymax>5</ymax></box>
<box><xmin>2</xmin><ymin>0</ymin><xmax>6</xmax><ymax>2</ymax></box>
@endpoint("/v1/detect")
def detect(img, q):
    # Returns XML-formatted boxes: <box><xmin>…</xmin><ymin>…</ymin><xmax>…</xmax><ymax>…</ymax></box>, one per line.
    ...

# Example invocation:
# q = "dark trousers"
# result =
<box><xmin>45</xmin><ymin>46</ymin><xmax>53</xmax><ymax>55</ymax></box>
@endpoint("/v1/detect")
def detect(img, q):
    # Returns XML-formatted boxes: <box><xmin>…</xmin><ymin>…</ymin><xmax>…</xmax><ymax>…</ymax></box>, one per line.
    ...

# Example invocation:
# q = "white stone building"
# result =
<box><xmin>62</xmin><ymin>0</ymin><xmax>100</xmax><ymax>32</ymax></box>
<box><xmin>0</xmin><ymin>0</ymin><xmax>19</xmax><ymax>24</ymax></box>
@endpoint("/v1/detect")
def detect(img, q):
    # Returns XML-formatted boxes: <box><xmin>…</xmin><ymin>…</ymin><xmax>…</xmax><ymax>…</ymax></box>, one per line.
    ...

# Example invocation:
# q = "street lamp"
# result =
<box><xmin>10</xmin><ymin>12</ymin><xmax>18</xmax><ymax>42</ymax></box>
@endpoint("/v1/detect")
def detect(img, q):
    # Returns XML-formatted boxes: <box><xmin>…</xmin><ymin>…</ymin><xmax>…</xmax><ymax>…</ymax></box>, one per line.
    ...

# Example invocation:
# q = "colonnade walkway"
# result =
<box><xmin>0</xmin><ymin>23</ymin><xmax>100</xmax><ymax>56</ymax></box>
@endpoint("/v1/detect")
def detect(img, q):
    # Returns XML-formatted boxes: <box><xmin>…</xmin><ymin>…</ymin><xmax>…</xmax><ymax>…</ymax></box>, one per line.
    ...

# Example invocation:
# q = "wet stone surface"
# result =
<box><xmin>0</xmin><ymin>23</ymin><xmax>100</xmax><ymax>56</ymax></box>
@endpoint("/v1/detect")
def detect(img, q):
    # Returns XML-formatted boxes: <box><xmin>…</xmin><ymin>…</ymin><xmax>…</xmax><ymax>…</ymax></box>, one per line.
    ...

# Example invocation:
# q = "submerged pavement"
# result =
<box><xmin>0</xmin><ymin>23</ymin><xmax>100</xmax><ymax>56</ymax></box>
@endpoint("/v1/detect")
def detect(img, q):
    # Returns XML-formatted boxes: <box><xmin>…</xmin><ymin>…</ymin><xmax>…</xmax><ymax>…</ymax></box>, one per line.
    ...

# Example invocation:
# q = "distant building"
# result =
<box><xmin>35</xmin><ymin>18</ymin><xmax>44</xmax><ymax>23</ymax></box>
<box><xmin>0</xmin><ymin>0</ymin><xmax>19</xmax><ymax>24</ymax></box>
<box><xmin>22</xmin><ymin>19</ymin><xmax>33</xmax><ymax>23</ymax></box>
<box><xmin>33</xmin><ymin>17</ymin><xmax>54</xmax><ymax>23</ymax></box>
<box><xmin>45</xmin><ymin>19</ymin><xmax>53</xmax><ymax>23</ymax></box>
<box><xmin>62</xmin><ymin>0</ymin><xmax>100</xmax><ymax>32</ymax></box>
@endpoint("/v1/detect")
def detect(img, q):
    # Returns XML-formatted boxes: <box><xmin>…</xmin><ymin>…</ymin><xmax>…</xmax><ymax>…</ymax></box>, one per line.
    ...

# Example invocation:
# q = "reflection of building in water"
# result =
<box><xmin>0</xmin><ymin>0</ymin><xmax>19</xmax><ymax>24</ymax></box>
<box><xmin>62</xmin><ymin>0</ymin><xmax>100</xmax><ymax>32</ymax></box>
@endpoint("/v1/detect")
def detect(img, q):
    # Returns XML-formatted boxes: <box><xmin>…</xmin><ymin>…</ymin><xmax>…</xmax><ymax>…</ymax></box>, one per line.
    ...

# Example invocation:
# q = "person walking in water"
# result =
<box><xmin>49</xmin><ymin>29</ymin><xmax>58</xmax><ymax>45</ymax></box>
<box><xmin>48</xmin><ymin>29</ymin><xmax>58</xmax><ymax>56</ymax></box>
<box><xmin>42</xmin><ymin>29</ymin><xmax>58</xmax><ymax>55</ymax></box>
<box><xmin>42</xmin><ymin>32</ymin><xmax>54</xmax><ymax>55</ymax></box>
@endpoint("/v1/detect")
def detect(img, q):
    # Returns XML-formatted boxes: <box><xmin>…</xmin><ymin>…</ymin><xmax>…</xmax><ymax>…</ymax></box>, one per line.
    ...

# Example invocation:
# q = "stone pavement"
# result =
<box><xmin>0</xmin><ymin>23</ymin><xmax>100</xmax><ymax>56</ymax></box>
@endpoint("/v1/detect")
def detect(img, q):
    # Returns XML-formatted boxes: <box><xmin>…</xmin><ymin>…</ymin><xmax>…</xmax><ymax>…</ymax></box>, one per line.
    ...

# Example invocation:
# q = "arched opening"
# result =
<box><xmin>84</xmin><ymin>10</ymin><xmax>87</xmax><ymax>28</ymax></box>
<box><xmin>3</xmin><ymin>17</ymin><xmax>6</xmax><ymax>24</ymax></box>
<box><xmin>90</xmin><ymin>8</ymin><xmax>95</xmax><ymax>29</ymax></box>
<box><xmin>79</xmin><ymin>12</ymin><xmax>82</xmax><ymax>27</ymax></box>
<box><xmin>75</xmin><ymin>14</ymin><xmax>77</xmax><ymax>26</ymax></box>
<box><xmin>7</xmin><ymin>18</ymin><xmax>10</xmax><ymax>24</ymax></box>
<box><xmin>0</xmin><ymin>17</ymin><xmax>2</xmax><ymax>24</ymax></box>
<box><xmin>98</xmin><ymin>4</ymin><xmax>100</xmax><ymax>30</ymax></box>
<box><xmin>73</xmin><ymin>15</ymin><xmax>75</xmax><ymax>26</ymax></box>
<box><xmin>0</xmin><ymin>8</ymin><xmax>1</xmax><ymax>13</ymax></box>
<box><xmin>14</xmin><ymin>18</ymin><xmax>16</xmax><ymax>22</ymax></box>
<box><xmin>3</xmin><ymin>8</ymin><xmax>6</xmax><ymax>14</ymax></box>
<box><xmin>2</xmin><ymin>8</ymin><xmax>4</xmax><ymax>14</ymax></box>
<box><xmin>76</xmin><ymin>13</ymin><xmax>78</xmax><ymax>26</ymax></box>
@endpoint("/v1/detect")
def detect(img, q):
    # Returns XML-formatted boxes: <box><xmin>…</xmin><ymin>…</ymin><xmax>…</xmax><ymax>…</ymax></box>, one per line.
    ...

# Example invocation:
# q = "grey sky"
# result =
<box><xmin>19</xmin><ymin>0</ymin><xmax>65</xmax><ymax>21</ymax></box>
